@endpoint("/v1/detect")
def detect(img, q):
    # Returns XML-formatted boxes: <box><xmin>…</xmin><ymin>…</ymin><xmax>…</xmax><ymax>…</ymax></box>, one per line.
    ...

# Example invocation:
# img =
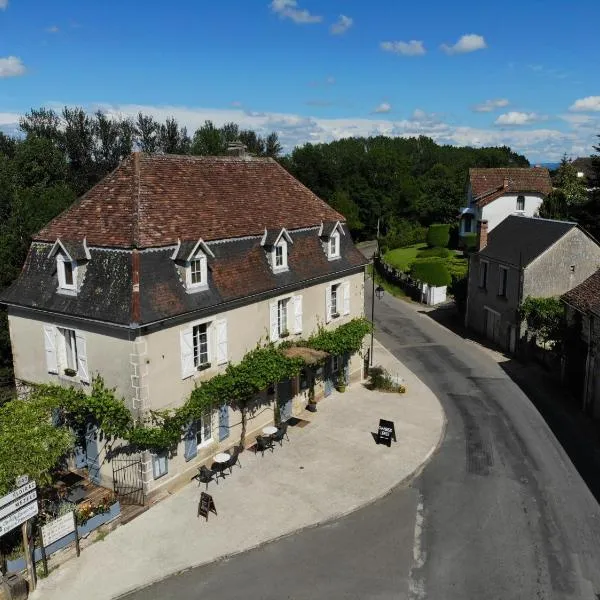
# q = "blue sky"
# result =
<box><xmin>0</xmin><ymin>0</ymin><xmax>599</xmax><ymax>161</ymax></box>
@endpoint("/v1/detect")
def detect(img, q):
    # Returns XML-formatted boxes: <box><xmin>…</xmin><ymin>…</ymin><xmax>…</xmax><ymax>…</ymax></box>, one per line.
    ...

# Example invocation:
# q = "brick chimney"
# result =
<box><xmin>227</xmin><ymin>142</ymin><xmax>247</xmax><ymax>157</ymax></box>
<box><xmin>477</xmin><ymin>220</ymin><xmax>489</xmax><ymax>251</ymax></box>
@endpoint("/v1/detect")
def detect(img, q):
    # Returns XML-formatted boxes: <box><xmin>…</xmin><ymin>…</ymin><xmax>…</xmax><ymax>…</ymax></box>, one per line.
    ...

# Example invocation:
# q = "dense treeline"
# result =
<box><xmin>280</xmin><ymin>136</ymin><xmax>529</xmax><ymax>238</ymax></box>
<box><xmin>0</xmin><ymin>107</ymin><xmax>282</xmax><ymax>389</ymax></box>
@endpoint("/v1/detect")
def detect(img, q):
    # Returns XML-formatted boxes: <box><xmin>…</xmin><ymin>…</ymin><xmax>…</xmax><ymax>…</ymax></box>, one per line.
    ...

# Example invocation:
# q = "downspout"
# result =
<box><xmin>515</xmin><ymin>251</ymin><xmax>523</xmax><ymax>356</ymax></box>
<box><xmin>583</xmin><ymin>313</ymin><xmax>593</xmax><ymax>414</ymax></box>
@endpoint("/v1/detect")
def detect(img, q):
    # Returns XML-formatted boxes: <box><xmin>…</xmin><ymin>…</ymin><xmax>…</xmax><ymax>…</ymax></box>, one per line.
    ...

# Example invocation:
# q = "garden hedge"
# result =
<box><xmin>410</xmin><ymin>258</ymin><xmax>451</xmax><ymax>287</ymax></box>
<box><xmin>416</xmin><ymin>247</ymin><xmax>450</xmax><ymax>259</ymax></box>
<box><xmin>426</xmin><ymin>224</ymin><xmax>450</xmax><ymax>248</ymax></box>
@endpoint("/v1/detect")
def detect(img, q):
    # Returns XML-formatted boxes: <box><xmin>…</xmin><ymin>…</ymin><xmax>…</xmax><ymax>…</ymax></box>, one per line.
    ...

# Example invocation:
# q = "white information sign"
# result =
<box><xmin>0</xmin><ymin>491</ymin><xmax>37</xmax><ymax>521</ymax></box>
<box><xmin>0</xmin><ymin>481</ymin><xmax>36</xmax><ymax>510</ymax></box>
<box><xmin>0</xmin><ymin>501</ymin><xmax>38</xmax><ymax>536</ymax></box>
<box><xmin>41</xmin><ymin>512</ymin><xmax>76</xmax><ymax>547</ymax></box>
<box><xmin>15</xmin><ymin>475</ymin><xmax>29</xmax><ymax>488</ymax></box>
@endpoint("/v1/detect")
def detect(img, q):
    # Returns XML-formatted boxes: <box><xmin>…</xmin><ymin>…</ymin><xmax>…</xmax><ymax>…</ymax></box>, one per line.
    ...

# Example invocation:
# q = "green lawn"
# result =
<box><xmin>383</xmin><ymin>243</ymin><xmax>427</xmax><ymax>270</ymax></box>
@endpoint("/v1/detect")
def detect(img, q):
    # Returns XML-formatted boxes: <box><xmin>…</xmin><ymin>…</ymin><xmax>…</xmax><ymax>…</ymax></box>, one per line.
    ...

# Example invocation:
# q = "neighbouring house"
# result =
<box><xmin>571</xmin><ymin>157</ymin><xmax>599</xmax><ymax>192</ymax></box>
<box><xmin>458</xmin><ymin>167</ymin><xmax>553</xmax><ymax>241</ymax></box>
<box><xmin>465</xmin><ymin>215</ymin><xmax>600</xmax><ymax>353</ymax></box>
<box><xmin>561</xmin><ymin>269</ymin><xmax>600</xmax><ymax>418</ymax></box>
<box><xmin>0</xmin><ymin>149</ymin><xmax>368</xmax><ymax>497</ymax></box>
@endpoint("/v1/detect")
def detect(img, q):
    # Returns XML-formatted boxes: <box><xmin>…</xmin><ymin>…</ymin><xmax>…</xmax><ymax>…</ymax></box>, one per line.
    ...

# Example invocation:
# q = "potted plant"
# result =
<box><xmin>336</xmin><ymin>372</ymin><xmax>346</xmax><ymax>393</ymax></box>
<box><xmin>306</xmin><ymin>386</ymin><xmax>317</xmax><ymax>412</ymax></box>
<box><xmin>63</xmin><ymin>367</ymin><xmax>77</xmax><ymax>377</ymax></box>
<box><xmin>197</xmin><ymin>362</ymin><xmax>211</xmax><ymax>371</ymax></box>
<box><xmin>280</xmin><ymin>329</ymin><xmax>290</xmax><ymax>338</ymax></box>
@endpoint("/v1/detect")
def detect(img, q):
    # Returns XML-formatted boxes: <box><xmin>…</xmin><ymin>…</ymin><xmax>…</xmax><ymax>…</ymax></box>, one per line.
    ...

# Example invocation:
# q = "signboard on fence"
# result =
<box><xmin>0</xmin><ymin>501</ymin><xmax>38</xmax><ymax>537</ymax></box>
<box><xmin>0</xmin><ymin>480</ymin><xmax>36</xmax><ymax>509</ymax></box>
<box><xmin>41</xmin><ymin>512</ymin><xmax>76</xmax><ymax>547</ymax></box>
<box><xmin>377</xmin><ymin>419</ymin><xmax>397</xmax><ymax>447</ymax></box>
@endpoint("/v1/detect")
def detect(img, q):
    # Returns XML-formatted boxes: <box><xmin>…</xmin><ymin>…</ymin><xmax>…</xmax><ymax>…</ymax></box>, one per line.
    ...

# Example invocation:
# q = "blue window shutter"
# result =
<box><xmin>218</xmin><ymin>404</ymin><xmax>230</xmax><ymax>441</ymax></box>
<box><xmin>184</xmin><ymin>421</ymin><xmax>198</xmax><ymax>462</ymax></box>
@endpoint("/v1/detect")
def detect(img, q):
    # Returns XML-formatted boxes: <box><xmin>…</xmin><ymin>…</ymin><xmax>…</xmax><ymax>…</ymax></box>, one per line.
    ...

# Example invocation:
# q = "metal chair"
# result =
<box><xmin>277</xmin><ymin>421</ymin><xmax>290</xmax><ymax>443</ymax></box>
<box><xmin>271</xmin><ymin>428</ymin><xmax>285</xmax><ymax>447</ymax></box>
<box><xmin>255</xmin><ymin>435</ymin><xmax>274</xmax><ymax>456</ymax></box>
<box><xmin>211</xmin><ymin>461</ymin><xmax>229</xmax><ymax>481</ymax></box>
<box><xmin>225</xmin><ymin>447</ymin><xmax>242</xmax><ymax>473</ymax></box>
<box><xmin>196</xmin><ymin>465</ymin><xmax>216</xmax><ymax>490</ymax></box>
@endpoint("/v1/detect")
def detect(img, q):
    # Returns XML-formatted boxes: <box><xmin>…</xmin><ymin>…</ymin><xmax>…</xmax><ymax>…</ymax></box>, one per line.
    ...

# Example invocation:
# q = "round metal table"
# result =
<box><xmin>214</xmin><ymin>452</ymin><xmax>230</xmax><ymax>464</ymax></box>
<box><xmin>262</xmin><ymin>426</ymin><xmax>278</xmax><ymax>436</ymax></box>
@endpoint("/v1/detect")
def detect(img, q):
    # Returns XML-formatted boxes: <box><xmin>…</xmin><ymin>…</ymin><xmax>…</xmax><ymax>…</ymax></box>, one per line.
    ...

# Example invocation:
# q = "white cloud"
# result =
<box><xmin>0</xmin><ymin>0</ymin><xmax>7</xmax><ymax>10</ymax></box>
<box><xmin>569</xmin><ymin>96</ymin><xmax>600</xmax><ymax>112</ymax></box>
<box><xmin>495</xmin><ymin>112</ymin><xmax>545</xmax><ymax>126</ymax></box>
<box><xmin>330</xmin><ymin>14</ymin><xmax>353</xmax><ymax>35</ymax></box>
<box><xmin>270</xmin><ymin>0</ymin><xmax>322</xmax><ymax>24</ymax></box>
<box><xmin>472</xmin><ymin>98</ymin><xmax>509</xmax><ymax>113</ymax></box>
<box><xmin>46</xmin><ymin>25</ymin><xmax>60</xmax><ymax>33</ymax></box>
<box><xmin>441</xmin><ymin>34</ymin><xmax>487</xmax><ymax>55</ymax></box>
<box><xmin>380</xmin><ymin>40</ymin><xmax>425</xmax><ymax>56</ymax></box>
<box><xmin>373</xmin><ymin>102</ymin><xmax>392</xmax><ymax>114</ymax></box>
<box><xmin>0</xmin><ymin>56</ymin><xmax>26</xmax><ymax>78</ymax></box>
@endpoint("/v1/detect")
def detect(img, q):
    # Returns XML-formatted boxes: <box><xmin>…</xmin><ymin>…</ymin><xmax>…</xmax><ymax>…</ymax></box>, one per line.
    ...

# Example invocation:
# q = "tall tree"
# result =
<box><xmin>265</xmin><ymin>132</ymin><xmax>282</xmax><ymax>157</ymax></box>
<box><xmin>554</xmin><ymin>154</ymin><xmax>588</xmax><ymax>206</ymax></box>
<box><xmin>158</xmin><ymin>117</ymin><xmax>190</xmax><ymax>154</ymax></box>
<box><xmin>135</xmin><ymin>112</ymin><xmax>159</xmax><ymax>153</ymax></box>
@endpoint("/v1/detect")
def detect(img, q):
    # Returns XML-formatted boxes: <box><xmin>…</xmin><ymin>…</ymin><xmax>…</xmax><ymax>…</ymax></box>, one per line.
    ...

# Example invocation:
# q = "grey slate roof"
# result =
<box><xmin>2</xmin><ymin>226</ymin><xmax>367</xmax><ymax>327</ymax></box>
<box><xmin>478</xmin><ymin>215</ymin><xmax>577</xmax><ymax>267</ymax></box>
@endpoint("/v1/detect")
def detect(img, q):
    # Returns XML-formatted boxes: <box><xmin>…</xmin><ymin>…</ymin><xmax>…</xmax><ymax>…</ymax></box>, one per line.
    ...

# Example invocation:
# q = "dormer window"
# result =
<box><xmin>186</xmin><ymin>251</ymin><xmax>208</xmax><ymax>289</ymax></box>
<box><xmin>329</xmin><ymin>232</ymin><xmax>340</xmax><ymax>259</ymax></box>
<box><xmin>274</xmin><ymin>242</ymin><xmax>287</xmax><ymax>270</ymax></box>
<box><xmin>58</xmin><ymin>255</ymin><xmax>76</xmax><ymax>290</ymax></box>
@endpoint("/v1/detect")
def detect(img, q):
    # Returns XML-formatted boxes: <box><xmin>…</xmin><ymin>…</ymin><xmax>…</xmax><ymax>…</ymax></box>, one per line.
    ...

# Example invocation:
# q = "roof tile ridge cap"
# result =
<box><xmin>33</xmin><ymin>154</ymin><xmax>134</xmax><ymax>241</ymax></box>
<box><xmin>271</xmin><ymin>159</ymin><xmax>345</xmax><ymax>222</ymax></box>
<box><xmin>132</xmin><ymin>152</ymin><xmax>142</xmax><ymax>248</ymax></box>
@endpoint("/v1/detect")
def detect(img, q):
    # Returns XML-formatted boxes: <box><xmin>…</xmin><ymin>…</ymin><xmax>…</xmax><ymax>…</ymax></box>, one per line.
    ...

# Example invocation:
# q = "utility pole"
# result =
<box><xmin>370</xmin><ymin>218</ymin><xmax>380</xmax><ymax>366</ymax></box>
<box><xmin>22</xmin><ymin>520</ymin><xmax>36</xmax><ymax>591</ymax></box>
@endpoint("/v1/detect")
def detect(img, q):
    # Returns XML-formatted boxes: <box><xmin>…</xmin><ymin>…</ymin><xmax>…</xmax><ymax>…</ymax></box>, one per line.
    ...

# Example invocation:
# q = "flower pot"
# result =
<box><xmin>306</xmin><ymin>403</ymin><xmax>317</xmax><ymax>413</ymax></box>
<box><xmin>336</xmin><ymin>385</ymin><xmax>346</xmax><ymax>393</ymax></box>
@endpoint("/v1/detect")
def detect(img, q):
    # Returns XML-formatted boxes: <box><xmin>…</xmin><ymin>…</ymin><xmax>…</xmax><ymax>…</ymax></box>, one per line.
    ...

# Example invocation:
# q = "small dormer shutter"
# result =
<box><xmin>343</xmin><ymin>281</ymin><xmax>351</xmax><ymax>315</ymax></box>
<box><xmin>325</xmin><ymin>285</ymin><xmax>332</xmax><ymax>323</ymax></box>
<box><xmin>293</xmin><ymin>295</ymin><xmax>303</xmax><ymax>334</ymax></box>
<box><xmin>43</xmin><ymin>325</ymin><xmax>58</xmax><ymax>374</ymax></box>
<box><xmin>270</xmin><ymin>302</ymin><xmax>279</xmax><ymax>342</ymax></box>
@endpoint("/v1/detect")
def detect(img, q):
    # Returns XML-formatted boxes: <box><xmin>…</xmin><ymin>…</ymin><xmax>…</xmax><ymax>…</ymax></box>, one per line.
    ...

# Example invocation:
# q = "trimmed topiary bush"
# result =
<box><xmin>410</xmin><ymin>258</ymin><xmax>451</xmax><ymax>287</ymax></box>
<box><xmin>417</xmin><ymin>247</ymin><xmax>450</xmax><ymax>259</ymax></box>
<box><xmin>462</xmin><ymin>233</ymin><xmax>478</xmax><ymax>251</ymax></box>
<box><xmin>426</xmin><ymin>224</ymin><xmax>450</xmax><ymax>248</ymax></box>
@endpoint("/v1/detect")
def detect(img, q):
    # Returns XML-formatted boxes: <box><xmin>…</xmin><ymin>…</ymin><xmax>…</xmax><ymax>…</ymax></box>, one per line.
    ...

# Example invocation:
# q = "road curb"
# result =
<box><xmin>114</xmin><ymin>389</ymin><xmax>447</xmax><ymax>599</ymax></box>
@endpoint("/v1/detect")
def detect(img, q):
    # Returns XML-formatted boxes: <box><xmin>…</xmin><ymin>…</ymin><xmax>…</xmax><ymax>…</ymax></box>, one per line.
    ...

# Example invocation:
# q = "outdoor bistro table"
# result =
<box><xmin>262</xmin><ymin>426</ymin><xmax>278</xmax><ymax>436</ymax></box>
<box><xmin>214</xmin><ymin>453</ymin><xmax>230</xmax><ymax>464</ymax></box>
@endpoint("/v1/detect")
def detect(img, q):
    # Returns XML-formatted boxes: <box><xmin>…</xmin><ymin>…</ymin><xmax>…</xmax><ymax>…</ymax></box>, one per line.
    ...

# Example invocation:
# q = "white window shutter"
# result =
<box><xmin>343</xmin><ymin>281</ymin><xmax>351</xmax><ymax>315</ymax></box>
<box><xmin>325</xmin><ymin>285</ymin><xmax>332</xmax><ymax>323</ymax></box>
<box><xmin>293</xmin><ymin>295</ymin><xmax>303</xmax><ymax>334</ymax></box>
<box><xmin>43</xmin><ymin>325</ymin><xmax>58</xmax><ymax>374</ymax></box>
<box><xmin>270</xmin><ymin>302</ymin><xmax>279</xmax><ymax>342</ymax></box>
<box><xmin>180</xmin><ymin>328</ymin><xmax>194</xmax><ymax>379</ymax></box>
<box><xmin>216</xmin><ymin>319</ymin><xmax>228</xmax><ymax>365</ymax></box>
<box><xmin>75</xmin><ymin>332</ymin><xmax>89</xmax><ymax>383</ymax></box>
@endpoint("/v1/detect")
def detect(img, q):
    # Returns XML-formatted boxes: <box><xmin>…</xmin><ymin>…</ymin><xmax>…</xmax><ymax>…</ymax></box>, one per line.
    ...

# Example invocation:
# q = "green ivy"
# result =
<box><xmin>28</xmin><ymin>318</ymin><xmax>372</xmax><ymax>454</ymax></box>
<box><xmin>520</xmin><ymin>296</ymin><xmax>565</xmax><ymax>348</ymax></box>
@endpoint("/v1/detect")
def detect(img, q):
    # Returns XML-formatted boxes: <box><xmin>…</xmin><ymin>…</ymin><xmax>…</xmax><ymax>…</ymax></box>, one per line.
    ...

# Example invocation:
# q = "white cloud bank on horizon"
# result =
<box><xmin>0</xmin><ymin>56</ymin><xmax>26</xmax><ymax>78</ymax></box>
<box><xmin>380</xmin><ymin>40</ymin><xmax>425</xmax><ymax>56</ymax></box>
<box><xmin>441</xmin><ymin>34</ymin><xmax>487</xmax><ymax>55</ymax></box>
<box><xmin>472</xmin><ymin>98</ymin><xmax>509</xmax><ymax>113</ymax></box>
<box><xmin>270</xmin><ymin>0</ymin><xmax>322</xmax><ymax>24</ymax></box>
<box><xmin>0</xmin><ymin>0</ymin><xmax>8</xmax><ymax>10</ymax></box>
<box><xmin>569</xmin><ymin>96</ymin><xmax>600</xmax><ymax>112</ymax></box>
<box><xmin>330</xmin><ymin>15</ymin><xmax>353</xmax><ymax>35</ymax></box>
<box><xmin>495</xmin><ymin>111</ymin><xmax>546</xmax><ymax>126</ymax></box>
<box><xmin>3</xmin><ymin>101</ymin><xmax>596</xmax><ymax>162</ymax></box>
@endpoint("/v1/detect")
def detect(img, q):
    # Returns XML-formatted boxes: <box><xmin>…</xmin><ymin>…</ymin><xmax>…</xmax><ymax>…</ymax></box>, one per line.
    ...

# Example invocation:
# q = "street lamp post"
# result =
<box><xmin>369</xmin><ymin>250</ymin><xmax>385</xmax><ymax>366</ymax></box>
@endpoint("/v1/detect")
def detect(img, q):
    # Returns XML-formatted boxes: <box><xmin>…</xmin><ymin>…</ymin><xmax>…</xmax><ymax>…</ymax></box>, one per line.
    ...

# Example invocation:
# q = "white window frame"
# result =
<box><xmin>479</xmin><ymin>260</ymin><xmax>488</xmax><ymax>290</ymax></box>
<box><xmin>277</xmin><ymin>298</ymin><xmax>289</xmax><ymax>337</ymax></box>
<box><xmin>196</xmin><ymin>412</ymin><xmax>213</xmax><ymax>449</ymax></box>
<box><xmin>193</xmin><ymin>321</ymin><xmax>211</xmax><ymax>369</ymax></box>
<box><xmin>58</xmin><ymin>327</ymin><xmax>78</xmax><ymax>372</ymax></box>
<box><xmin>516</xmin><ymin>195</ymin><xmax>525</xmax><ymax>211</ymax></box>
<box><xmin>498</xmin><ymin>266</ymin><xmax>508</xmax><ymax>297</ymax></box>
<box><xmin>152</xmin><ymin>453</ymin><xmax>168</xmax><ymax>480</ymax></box>
<box><xmin>272</xmin><ymin>241</ymin><xmax>288</xmax><ymax>272</ymax></box>
<box><xmin>57</xmin><ymin>254</ymin><xmax>77</xmax><ymax>291</ymax></box>
<box><xmin>326</xmin><ymin>280</ymin><xmax>350</xmax><ymax>322</ymax></box>
<box><xmin>328</xmin><ymin>231</ymin><xmax>340</xmax><ymax>259</ymax></box>
<box><xmin>186</xmin><ymin>251</ymin><xmax>208</xmax><ymax>290</ymax></box>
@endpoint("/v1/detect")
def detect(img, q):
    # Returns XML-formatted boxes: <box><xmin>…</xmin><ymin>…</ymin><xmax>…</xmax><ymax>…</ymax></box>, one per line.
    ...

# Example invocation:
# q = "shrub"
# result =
<box><xmin>410</xmin><ymin>258</ymin><xmax>451</xmax><ymax>287</ymax></box>
<box><xmin>417</xmin><ymin>247</ymin><xmax>450</xmax><ymax>259</ymax></box>
<box><xmin>426</xmin><ymin>224</ymin><xmax>450</xmax><ymax>248</ymax></box>
<box><xmin>384</xmin><ymin>221</ymin><xmax>427</xmax><ymax>250</ymax></box>
<box><xmin>462</xmin><ymin>232</ymin><xmax>478</xmax><ymax>251</ymax></box>
<box><xmin>368</xmin><ymin>366</ymin><xmax>406</xmax><ymax>393</ymax></box>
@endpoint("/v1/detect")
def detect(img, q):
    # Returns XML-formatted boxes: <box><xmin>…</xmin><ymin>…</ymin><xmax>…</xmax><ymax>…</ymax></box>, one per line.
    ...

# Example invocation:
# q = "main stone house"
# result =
<box><xmin>1</xmin><ymin>152</ymin><xmax>368</xmax><ymax>497</ymax></box>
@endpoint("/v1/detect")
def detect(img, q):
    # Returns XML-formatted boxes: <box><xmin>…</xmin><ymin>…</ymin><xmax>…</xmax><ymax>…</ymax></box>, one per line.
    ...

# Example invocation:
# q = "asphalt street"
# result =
<box><xmin>123</xmin><ymin>284</ymin><xmax>600</xmax><ymax>600</ymax></box>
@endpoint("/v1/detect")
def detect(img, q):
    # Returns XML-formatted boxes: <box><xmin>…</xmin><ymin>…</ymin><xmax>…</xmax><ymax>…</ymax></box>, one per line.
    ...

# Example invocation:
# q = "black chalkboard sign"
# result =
<box><xmin>198</xmin><ymin>492</ymin><xmax>217</xmax><ymax>521</ymax></box>
<box><xmin>377</xmin><ymin>419</ymin><xmax>397</xmax><ymax>447</ymax></box>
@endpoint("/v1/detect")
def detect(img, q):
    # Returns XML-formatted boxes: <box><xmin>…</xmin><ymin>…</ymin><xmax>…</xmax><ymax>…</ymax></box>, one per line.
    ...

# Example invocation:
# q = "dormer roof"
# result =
<box><xmin>47</xmin><ymin>238</ymin><xmax>91</xmax><ymax>261</ymax></box>
<box><xmin>261</xmin><ymin>228</ymin><xmax>293</xmax><ymax>248</ymax></box>
<box><xmin>319</xmin><ymin>220</ymin><xmax>345</xmax><ymax>239</ymax></box>
<box><xmin>171</xmin><ymin>238</ymin><xmax>215</xmax><ymax>261</ymax></box>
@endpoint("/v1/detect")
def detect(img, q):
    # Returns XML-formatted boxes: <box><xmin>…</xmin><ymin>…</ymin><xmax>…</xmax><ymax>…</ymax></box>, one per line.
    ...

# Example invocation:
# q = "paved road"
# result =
<box><xmin>124</xmin><ymin>287</ymin><xmax>600</xmax><ymax>600</ymax></box>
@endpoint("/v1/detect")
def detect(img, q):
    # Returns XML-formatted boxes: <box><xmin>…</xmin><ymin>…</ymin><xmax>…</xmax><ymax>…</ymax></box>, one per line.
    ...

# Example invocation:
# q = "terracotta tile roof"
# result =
<box><xmin>34</xmin><ymin>153</ymin><xmax>345</xmax><ymax>249</ymax></box>
<box><xmin>562</xmin><ymin>269</ymin><xmax>600</xmax><ymax>314</ymax></box>
<box><xmin>469</xmin><ymin>167</ymin><xmax>552</xmax><ymax>208</ymax></box>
